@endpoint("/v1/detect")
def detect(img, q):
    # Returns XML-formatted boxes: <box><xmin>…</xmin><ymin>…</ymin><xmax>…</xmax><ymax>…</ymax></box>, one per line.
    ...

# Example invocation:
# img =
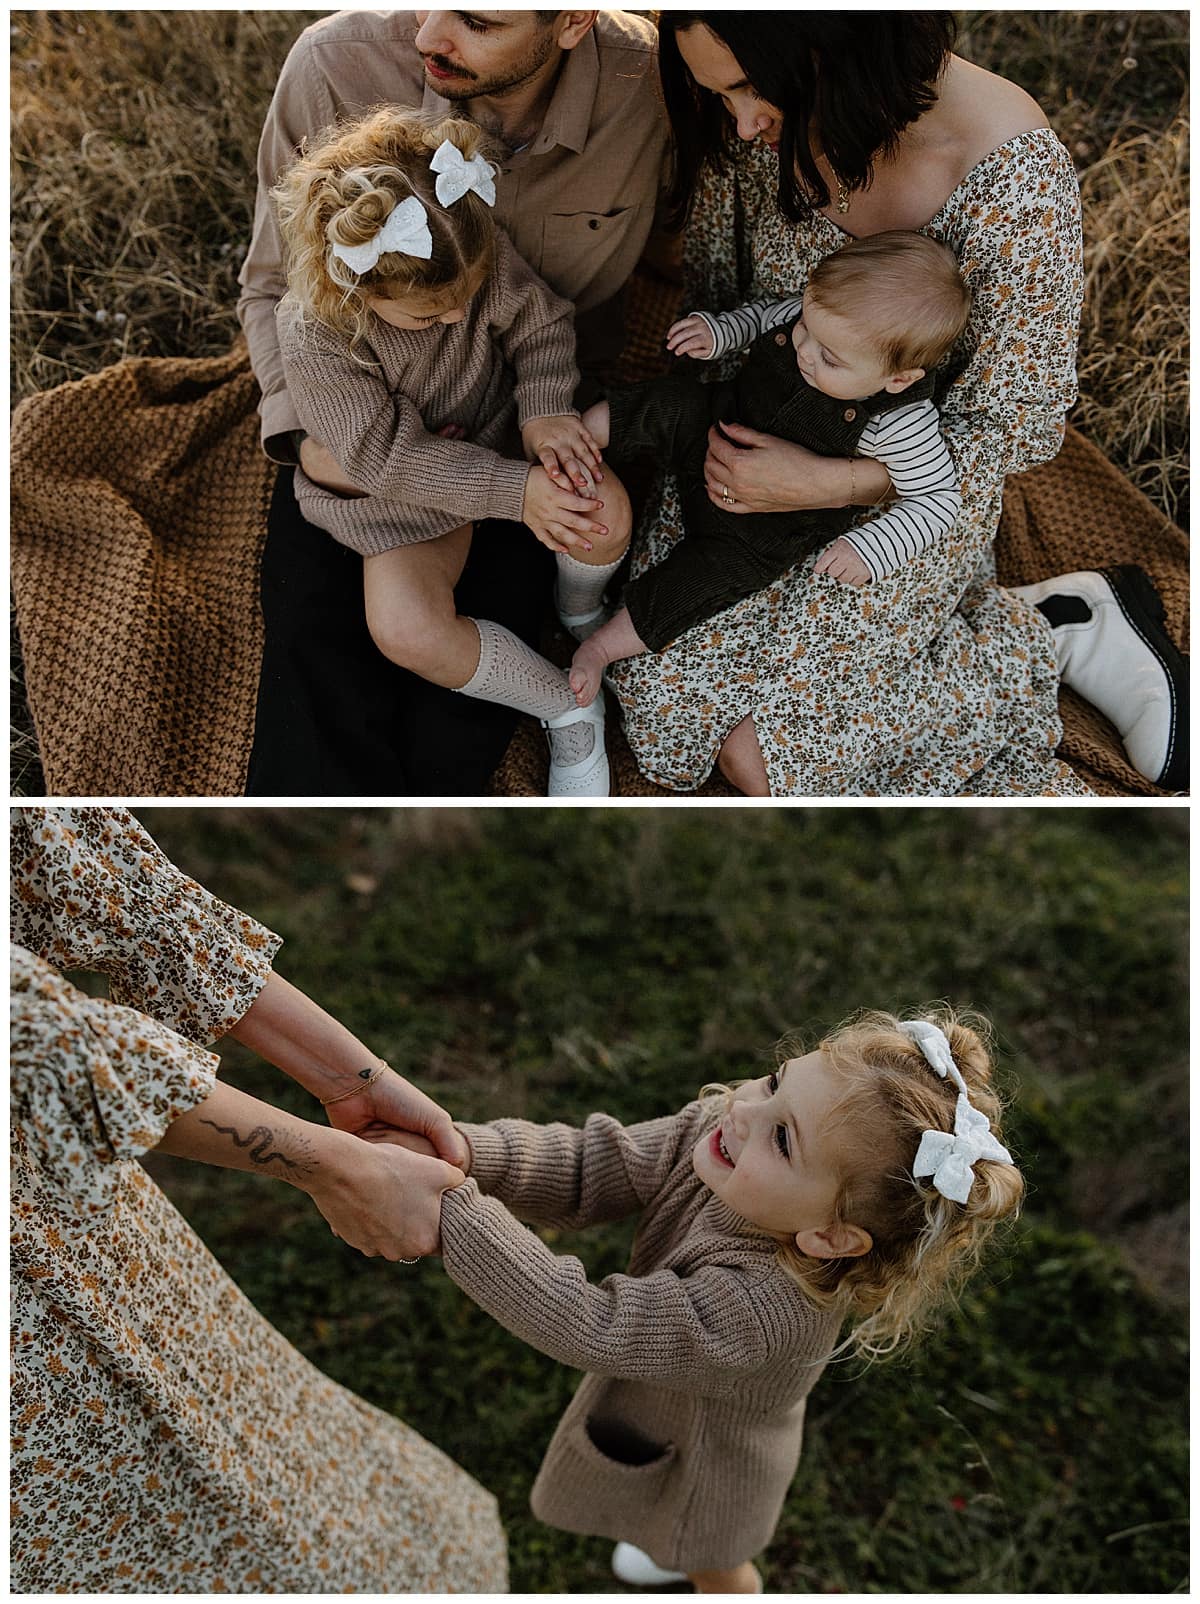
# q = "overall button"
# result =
<box><xmin>775</xmin><ymin>332</ymin><xmax>788</xmax><ymax>345</ymax></box>
<box><xmin>843</xmin><ymin>407</ymin><xmax>857</xmax><ymax>422</ymax></box>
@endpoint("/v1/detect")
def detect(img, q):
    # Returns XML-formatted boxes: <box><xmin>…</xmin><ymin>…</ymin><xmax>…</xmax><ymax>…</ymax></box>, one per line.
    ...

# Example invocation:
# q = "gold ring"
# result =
<box><xmin>721</xmin><ymin>484</ymin><xmax>732</xmax><ymax>504</ymax></box>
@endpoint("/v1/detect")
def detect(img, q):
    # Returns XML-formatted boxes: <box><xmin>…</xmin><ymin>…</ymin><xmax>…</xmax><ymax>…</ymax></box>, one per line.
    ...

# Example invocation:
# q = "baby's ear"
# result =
<box><xmin>883</xmin><ymin>367</ymin><xmax>925</xmax><ymax>394</ymax></box>
<box><xmin>794</xmin><ymin>1223</ymin><xmax>873</xmax><ymax>1260</ymax></box>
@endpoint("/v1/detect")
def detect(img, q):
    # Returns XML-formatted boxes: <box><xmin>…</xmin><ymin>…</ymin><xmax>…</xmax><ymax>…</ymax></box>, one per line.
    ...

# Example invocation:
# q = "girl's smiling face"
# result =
<box><xmin>692</xmin><ymin>1051</ymin><xmax>873</xmax><ymax>1258</ymax></box>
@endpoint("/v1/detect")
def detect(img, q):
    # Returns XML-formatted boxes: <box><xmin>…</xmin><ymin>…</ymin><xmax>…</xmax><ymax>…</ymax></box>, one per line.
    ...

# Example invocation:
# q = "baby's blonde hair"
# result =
<box><xmin>806</xmin><ymin>230</ymin><xmax>972</xmax><ymax>373</ymax></box>
<box><xmin>706</xmin><ymin>1006</ymin><xmax>1023</xmax><ymax>1362</ymax></box>
<box><xmin>272</xmin><ymin>107</ymin><xmax>497</xmax><ymax>349</ymax></box>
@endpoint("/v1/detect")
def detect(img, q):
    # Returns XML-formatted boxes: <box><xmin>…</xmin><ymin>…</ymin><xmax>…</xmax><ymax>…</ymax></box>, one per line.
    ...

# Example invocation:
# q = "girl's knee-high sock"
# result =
<box><xmin>555</xmin><ymin>550</ymin><xmax>624</xmax><ymax>620</ymax></box>
<box><xmin>458</xmin><ymin>618</ymin><xmax>596</xmax><ymax>765</ymax></box>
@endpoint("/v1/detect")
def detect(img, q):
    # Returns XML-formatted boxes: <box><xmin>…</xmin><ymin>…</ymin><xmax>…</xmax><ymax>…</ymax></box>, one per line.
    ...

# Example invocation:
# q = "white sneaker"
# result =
<box><xmin>1013</xmin><ymin>565</ymin><xmax>1188</xmax><ymax>791</ymax></box>
<box><xmin>611</xmin><ymin>1542</ymin><xmax>687</xmax><ymax>1588</ymax></box>
<box><xmin>541</xmin><ymin>694</ymin><xmax>610</xmax><ymax>797</ymax></box>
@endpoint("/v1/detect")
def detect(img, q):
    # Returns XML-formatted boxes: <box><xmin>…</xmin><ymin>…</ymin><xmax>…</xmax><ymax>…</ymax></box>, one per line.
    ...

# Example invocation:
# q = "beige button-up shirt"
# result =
<box><xmin>237</xmin><ymin>9</ymin><xmax>670</xmax><ymax>460</ymax></box>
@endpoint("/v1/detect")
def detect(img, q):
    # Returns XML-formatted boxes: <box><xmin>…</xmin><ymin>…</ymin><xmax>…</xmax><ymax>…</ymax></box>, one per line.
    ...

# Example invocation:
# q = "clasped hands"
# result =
<box><xmin>307</xmin><ymin>1067</ymin><xmax>472</xmax><ymax>1263</ymax></box>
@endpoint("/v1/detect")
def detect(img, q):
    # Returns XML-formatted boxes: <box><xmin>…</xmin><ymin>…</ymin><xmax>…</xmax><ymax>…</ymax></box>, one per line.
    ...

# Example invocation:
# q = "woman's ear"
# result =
<box><xmin>794</xmin><ymin>1222</ymin><xmax>873</xmax><ymax>1259</ymax></box>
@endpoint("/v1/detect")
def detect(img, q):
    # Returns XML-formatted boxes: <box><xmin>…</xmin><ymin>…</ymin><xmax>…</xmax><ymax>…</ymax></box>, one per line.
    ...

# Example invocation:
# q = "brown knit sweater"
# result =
<box><xmin>441</xmin><ymin>1101</ymin><xmax>842</xmax><ymax>1571</ymax></box>
<box><xmin>277</xmin><ymin>225</ymin><xmax>580</xmax><ymax>554</ymax></box>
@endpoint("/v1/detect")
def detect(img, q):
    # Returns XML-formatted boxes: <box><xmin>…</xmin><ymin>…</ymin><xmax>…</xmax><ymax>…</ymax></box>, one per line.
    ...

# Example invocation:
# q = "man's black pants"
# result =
<box><xmin>245</xmin><ymin>468</ymin><xmax>554</xmax><ymax>796</ymax></box>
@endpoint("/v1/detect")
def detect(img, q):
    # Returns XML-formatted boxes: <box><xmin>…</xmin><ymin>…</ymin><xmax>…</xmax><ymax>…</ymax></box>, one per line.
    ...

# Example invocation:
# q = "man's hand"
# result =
<box><xmin>666</xmin><ymin>313</ymin><xmax>715</xmax><ymax>360</ymax></box>
<box><xmin>813</xmin><ymin>537</ymin><xmax>872</xmax><ymax>587</ymax></box>
<box><xmin>522</xmin><ymin>465</ymin><xmax>609</xmax><ymax>555</ymax></box>
<box><xmin>522</xmin><ymin>414</ymin><xmax>603</xmax><ymax>495</ymax></box>
<box><xmin>298</xmin><ymin>434</ymin><xmax>368</xmax><ymax>497</ymax></box>
<box><xmin>307</xmin><ymin>1132</ymin><xmax>465</xmax><ymax>1260</ymax></box>
<box><xmin>323</xmin><ymin>1065</ymin><xmax>469</xmax><ymax>1169</ymax></box>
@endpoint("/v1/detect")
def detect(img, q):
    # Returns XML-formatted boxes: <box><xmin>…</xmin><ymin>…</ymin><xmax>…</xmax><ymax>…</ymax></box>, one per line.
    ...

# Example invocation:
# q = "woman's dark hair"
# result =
<box><xmin>657</xmin><ymin>12</ymin><xmax>957</xmax><ymax>226</ymax></box>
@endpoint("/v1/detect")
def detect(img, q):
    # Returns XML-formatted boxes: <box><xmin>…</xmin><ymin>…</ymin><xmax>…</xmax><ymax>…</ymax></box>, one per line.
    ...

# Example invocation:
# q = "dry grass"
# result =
<box><xmin>9</xmin><ymin>10</ymin><xmax>1190</xmax><ymax>790</ymax></box>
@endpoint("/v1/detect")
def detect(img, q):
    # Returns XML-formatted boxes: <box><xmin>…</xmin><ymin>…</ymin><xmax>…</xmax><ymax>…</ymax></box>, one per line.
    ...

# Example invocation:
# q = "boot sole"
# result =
<box><xmin>1101</xmin><ymin>565</ymin><xmax>1189</xmax><ymax>792</ymax></box>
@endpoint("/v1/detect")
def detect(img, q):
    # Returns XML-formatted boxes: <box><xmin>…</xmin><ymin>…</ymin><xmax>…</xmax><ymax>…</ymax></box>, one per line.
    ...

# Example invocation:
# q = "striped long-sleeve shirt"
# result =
<box><xmin>694</xmin><ymin>299</ymin><xmax>961</xmax><ymax>581</ymax></box>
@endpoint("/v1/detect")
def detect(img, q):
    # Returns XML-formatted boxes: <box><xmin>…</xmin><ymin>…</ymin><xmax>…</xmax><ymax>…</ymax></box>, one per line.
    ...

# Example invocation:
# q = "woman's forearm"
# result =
<box><xmin>229</xmin><ymin>972</ymin><xmax>383</xmax><ymax>1102</ymax></box>
<box><xmin>153</xmin><ymin>1075</ymin><xmax>348</xmax><ymax>1193</ymax></box>
<box><xmin>819</xmin><ymin>452</ymin><xmax>893</xmax><ymax>509</ymax></box>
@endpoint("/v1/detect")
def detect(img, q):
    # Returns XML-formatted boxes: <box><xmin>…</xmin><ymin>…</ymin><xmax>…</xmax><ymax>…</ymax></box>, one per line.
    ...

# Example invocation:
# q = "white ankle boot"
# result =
<box><xmin>1013</xmin><ymin>566</ymin><xmax>1188</xmax><ymax>791</ymax></box>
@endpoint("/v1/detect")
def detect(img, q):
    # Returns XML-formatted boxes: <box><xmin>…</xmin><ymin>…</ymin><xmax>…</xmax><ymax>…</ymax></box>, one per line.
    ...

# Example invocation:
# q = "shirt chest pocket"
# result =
<box><xmin>541</xmin><ymin>206</ymin><xmax>637</xmax><ymax>308</ymax></box>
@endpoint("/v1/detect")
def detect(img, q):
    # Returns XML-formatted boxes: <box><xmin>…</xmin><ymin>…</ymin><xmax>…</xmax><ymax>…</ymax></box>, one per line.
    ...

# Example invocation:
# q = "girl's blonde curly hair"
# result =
<box><xmin>706</xmin><ymin>1006</ymin><xmax>1023</xmax><ymax>1361</ymax></box>
<box><xmin>271</xmin><ymin>106</ymin><xmax>497</xmax><ymax>349</ymax></box>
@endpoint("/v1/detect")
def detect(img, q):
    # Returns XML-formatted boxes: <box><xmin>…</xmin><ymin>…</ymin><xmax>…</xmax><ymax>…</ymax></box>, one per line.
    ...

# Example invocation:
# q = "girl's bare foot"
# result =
<box><xmin>689</xmin><ymin>1561</ymin><xmax>762</xmax><ymax>1592</ymax></box>
<box><xmin>569</xmin><ymin>638</ymin><xmax>609</xmax><ymax>706</ymax></box>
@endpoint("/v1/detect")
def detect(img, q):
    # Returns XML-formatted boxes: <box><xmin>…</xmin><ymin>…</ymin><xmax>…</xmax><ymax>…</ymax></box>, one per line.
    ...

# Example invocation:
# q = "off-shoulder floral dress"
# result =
<box><xmin>10</xmin><ymin>806</ymin><xmax>507</xmax><ymax>1595</ymax></box>
<box><xmin>608</xmin><ymin>129</ymin><xmax>1091</xmax><ymax>797</ymax></box>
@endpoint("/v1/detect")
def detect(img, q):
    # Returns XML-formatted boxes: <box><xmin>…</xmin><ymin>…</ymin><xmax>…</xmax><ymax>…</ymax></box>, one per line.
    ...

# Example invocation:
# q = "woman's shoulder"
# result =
<box><xmin>941</xmin><ymin>55</ymin><xmax>1050</xmax><ymax>167</ymax></box>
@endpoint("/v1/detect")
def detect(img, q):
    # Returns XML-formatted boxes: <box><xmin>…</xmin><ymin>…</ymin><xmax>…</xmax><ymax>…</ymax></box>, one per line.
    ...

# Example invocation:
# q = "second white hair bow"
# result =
<box><xmin>331</xmin><ymin>194</ymin><xmax>433</xmax><ymax>274</ymax></box>
<box><xmin>430</xmin><ymin>138</ymin><xmax>497</xmax><ymax>208</ymax></box>
<box><xmin>899</xmin><ymin>1019</ymin><xmax>1012</xmax><ymax>1205</ymax></box>
<box><xmin>912</xmin><ymin>1093</ymin><xmax>1013</xmax><ymax>1205</ymax></box>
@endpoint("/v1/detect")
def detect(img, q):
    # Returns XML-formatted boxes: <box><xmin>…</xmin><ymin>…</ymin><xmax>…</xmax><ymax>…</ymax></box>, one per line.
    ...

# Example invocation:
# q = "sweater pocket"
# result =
<box><xmin>531</xmin><ymin>1409</ymin><xmax>678</xmax><ymax>1533</ymax></box>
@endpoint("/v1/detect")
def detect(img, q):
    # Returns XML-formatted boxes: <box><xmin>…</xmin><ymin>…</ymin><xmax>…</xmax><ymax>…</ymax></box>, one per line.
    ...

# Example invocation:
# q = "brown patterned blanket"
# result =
<box><xmin>11</xmin><ymin>270</ymin><xmax>1188</xmax><ymax>797</ymax></box>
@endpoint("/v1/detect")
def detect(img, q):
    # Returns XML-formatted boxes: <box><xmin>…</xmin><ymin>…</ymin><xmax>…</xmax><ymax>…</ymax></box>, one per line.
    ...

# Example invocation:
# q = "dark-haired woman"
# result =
<box><xmin>608</xmin><ymin>13</ymin><xmax>1183</xmax><ymax>797</ymax></box>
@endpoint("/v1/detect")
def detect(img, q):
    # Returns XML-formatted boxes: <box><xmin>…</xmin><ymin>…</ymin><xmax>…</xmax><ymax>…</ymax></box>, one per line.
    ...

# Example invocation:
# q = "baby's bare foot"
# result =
<box><xmin>569</xmin><ymin>641</ymin><xmax>607</xmax><ymax>707</ymax></box>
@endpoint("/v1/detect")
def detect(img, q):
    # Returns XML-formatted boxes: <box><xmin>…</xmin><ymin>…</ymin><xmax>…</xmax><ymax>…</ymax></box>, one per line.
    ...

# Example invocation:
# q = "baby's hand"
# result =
<box><xmin>813</xmin><ymin>537</ymin><xmax>873</xmax><ymax>587</ymax></box>
<box><xmin>666</xmin><ymin>313</ymin><xmax>716</xmax><ymax>360</ymax></box>
<box><xmin>522</xmin><ymin>415</ymin><xmax>603</xmax><ymax>496</ymax></box>
<box><xmin>522</xmin><ymin>465</ymin><xmax>608</xmax><ymax>556</ymax></box>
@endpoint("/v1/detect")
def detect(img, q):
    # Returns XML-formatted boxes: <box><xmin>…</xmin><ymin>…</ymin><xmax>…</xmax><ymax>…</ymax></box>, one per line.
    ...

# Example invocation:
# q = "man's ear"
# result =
<box><xmin>882</xmin><ymin>366</ymin><xmax>925</xmax><ymax>394</ymax></box>
<box><xmin>794</xmin><ymin>1223</ymin><xmax>873</xmax><ymax>1259</ymax></box>
<box><xmin>556</xmin><ymin>11</ymin><xmax>598</xmax><ymax>51</ymax></box>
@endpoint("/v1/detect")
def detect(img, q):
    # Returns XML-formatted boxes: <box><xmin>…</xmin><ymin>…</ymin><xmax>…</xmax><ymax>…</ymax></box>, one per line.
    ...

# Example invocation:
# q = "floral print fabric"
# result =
<box><xmin>608</xmin><ymin>129</ymin><xmax>1092</xmax><ymax>797</ymax></box>
<box><xmin>10</xmin><ymin>807</ymin><xmax>507</xmax><ymax>1594</ymax></box>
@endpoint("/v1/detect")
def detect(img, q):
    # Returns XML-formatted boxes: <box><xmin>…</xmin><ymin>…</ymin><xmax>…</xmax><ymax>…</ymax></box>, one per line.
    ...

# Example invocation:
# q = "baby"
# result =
<box><xmin>568</xmin><ymin>230</ymin><xmax>973</xmax><ymax>706</ymax></box>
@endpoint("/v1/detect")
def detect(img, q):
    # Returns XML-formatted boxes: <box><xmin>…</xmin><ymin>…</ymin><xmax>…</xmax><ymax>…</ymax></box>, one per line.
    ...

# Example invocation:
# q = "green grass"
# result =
<box><xmin>137</xmin><ymin>806</ymin><xmax>1188</xmax><ymax>1593</ymax></box>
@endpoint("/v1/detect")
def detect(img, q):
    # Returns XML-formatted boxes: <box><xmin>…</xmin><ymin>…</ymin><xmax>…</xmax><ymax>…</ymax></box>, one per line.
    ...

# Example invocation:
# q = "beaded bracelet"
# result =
<box><xmin>320</xmin><ymin>1063</ymin><xmax>387</xmax><ymax>1106</ymax></box>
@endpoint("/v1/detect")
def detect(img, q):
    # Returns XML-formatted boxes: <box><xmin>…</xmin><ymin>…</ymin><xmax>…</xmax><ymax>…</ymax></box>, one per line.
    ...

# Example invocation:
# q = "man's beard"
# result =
<box><xmin>422</xmin><ymin>29</ymin><xmax>558</xmax><ymax>103</ymax></box>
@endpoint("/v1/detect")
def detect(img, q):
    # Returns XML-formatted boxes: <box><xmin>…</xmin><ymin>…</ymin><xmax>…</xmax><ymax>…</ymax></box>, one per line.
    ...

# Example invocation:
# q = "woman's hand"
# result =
<box><xmin>522</xmin><ymin>465</ymin><xmax>609</xmax><ymax>555</ymax></box>
<box><xmin>306</xmin><ymin>1130</ymin><xmax>466</xmax><ymax>1260</ymax></box>
<box><xmin>704</xmin><ymin>422</ymin><xmax>892</xmax><ymax>514</ymax></box>
<box><xmin>324</xmin><ymin>1066</ymin><xmax>469</xmax><ymax>1169</ymax></box>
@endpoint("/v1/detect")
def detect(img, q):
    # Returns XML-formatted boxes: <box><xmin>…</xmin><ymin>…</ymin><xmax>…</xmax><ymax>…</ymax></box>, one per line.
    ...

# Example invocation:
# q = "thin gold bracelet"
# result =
<box><xmin>847</xmin><ymin>457</ymin><xmax>857</xmax><ymax>505</ymax></box>
<box><xmin>320</xmin><ymin>1063</ymin><xmax>387</xmax><ymax>1106</ymax></box>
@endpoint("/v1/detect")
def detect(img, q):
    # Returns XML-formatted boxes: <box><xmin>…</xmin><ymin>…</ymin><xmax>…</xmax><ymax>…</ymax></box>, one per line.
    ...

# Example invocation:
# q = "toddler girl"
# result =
<box><xmin>272</xmin><ymin>108</ymin><xmax>631</xmax><ymax>795</ymax></box>
<box><xmin>436</xmin><ymin>1008</ymin><xmax>1022</xmax><ymax>1591</ymax></box>
<box><xmin>568</xmin><ymin>231</ymin><xmax>971</xmax><ymax>706</ymax></box>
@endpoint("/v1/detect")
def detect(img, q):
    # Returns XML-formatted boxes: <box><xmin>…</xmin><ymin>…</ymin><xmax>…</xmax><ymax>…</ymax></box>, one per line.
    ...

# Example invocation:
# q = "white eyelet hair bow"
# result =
<box><xmin>430</xmin><ymin>138</ymin><xmax>498</xmax><ymax>208</ymax></box>
<box><xmin>331</xmin><ymin>194</ymin><xmax>433</xmax><ymax>273</ymax></box>
<box><xmin>899</xmin><ymin>1020</ymin><xmax>1012</xmax><ymax>1205</ymax></box>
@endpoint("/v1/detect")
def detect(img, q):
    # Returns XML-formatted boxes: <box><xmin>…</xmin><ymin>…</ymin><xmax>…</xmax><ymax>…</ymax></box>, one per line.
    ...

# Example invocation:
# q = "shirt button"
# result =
<box><xmin>588</xmin><ymin>218</ymin><xmax>601</xmax><ymax>230</ymax></box>
<box><xmin>843</xmin><ymin>407</ymin><xmax>857</xmax><ymax>422</ymax></box>
<box><xmin>775</xmin><ymin>332</ymin><xmax>788</xmax><ymax>345</ymax></box>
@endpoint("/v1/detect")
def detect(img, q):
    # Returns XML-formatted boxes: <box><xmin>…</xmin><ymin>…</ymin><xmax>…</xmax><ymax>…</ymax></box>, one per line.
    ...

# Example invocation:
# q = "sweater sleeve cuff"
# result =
<box><xmin>485</xmin><ymin>457</ymin><xmax>532</xmax><ymax>524</ymax></box>
<box><xmin>516</xmin><ymin>378</ymin><xmax>582</xmax><ymax>429</ymax></box>
<box><xmin>456</xmin><ymin>1120</ymin><xmax>511</xmax><ymax>1190</ymax></box>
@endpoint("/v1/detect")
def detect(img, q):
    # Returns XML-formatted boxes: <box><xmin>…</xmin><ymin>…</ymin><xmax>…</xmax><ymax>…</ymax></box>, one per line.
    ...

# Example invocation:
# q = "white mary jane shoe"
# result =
<box><xmin>611</xmin><ymin>1542</ymin><xmax>687</xmax><ymax>1588</ymax></box>
<box><xmin>1013</xmin><ymin>565</ymin><xmax>1188</xmax><ymax>791</ymax></box>
<box><xmin>541</xmin><ymin>694</ymin><xmax>610</xmax><ymax>797</ymax></box>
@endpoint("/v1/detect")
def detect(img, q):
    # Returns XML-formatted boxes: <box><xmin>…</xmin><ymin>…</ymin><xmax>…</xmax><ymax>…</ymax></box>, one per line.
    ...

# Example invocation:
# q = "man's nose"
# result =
<box><xmin>414</xmin><ymin>12</ymin><xmax>452</xmax><ymax>53</ymax></box>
